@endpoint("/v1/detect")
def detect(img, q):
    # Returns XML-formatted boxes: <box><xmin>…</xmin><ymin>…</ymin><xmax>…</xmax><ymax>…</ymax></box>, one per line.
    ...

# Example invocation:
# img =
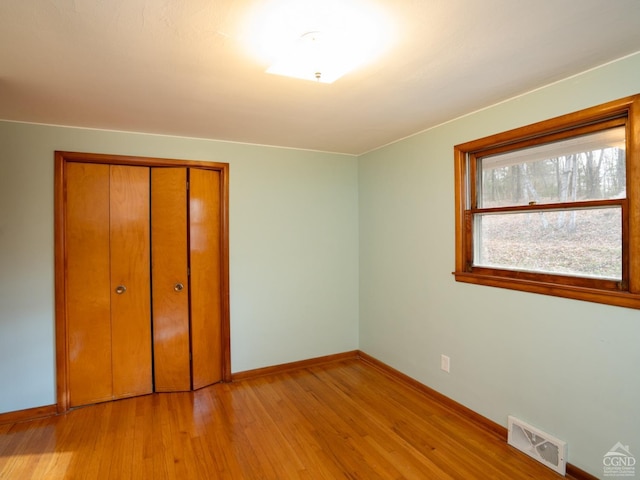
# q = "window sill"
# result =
<box><xmin>453</xmin><ymin>271</ymin><xmax>640</xmax><ymax>310</ymax></box>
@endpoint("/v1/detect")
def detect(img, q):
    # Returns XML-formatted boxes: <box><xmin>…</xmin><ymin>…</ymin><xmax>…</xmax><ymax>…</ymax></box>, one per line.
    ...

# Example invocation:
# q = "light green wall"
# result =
<box><xmin>0</xmin><ymin>123</ymin><xmax>359</xmax><ymax>413</ymax></box>
<box><xmin>358</xmin><ymin>52</ymin><xmax>640</xmax><ymax>476</ymax></box>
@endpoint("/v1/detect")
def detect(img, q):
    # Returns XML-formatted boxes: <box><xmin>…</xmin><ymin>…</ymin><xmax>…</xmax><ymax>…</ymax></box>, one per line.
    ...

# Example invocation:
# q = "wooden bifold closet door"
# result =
<box><xmin>57</xmin><ymin>153</ymin><xmax>230</xmax><ymax>411</ymax></box>
<box><xmin>150</xmin><ymin>167</ymin><xmax>223</xmax><ymax>392</ymax></box>
<box><xmin>188</xmin><ymin>168</ymin><xmax>223</xmax><ymax>389</ymax></box>
<box><xmin>151</xmin><ymin>168</ymin><xmax>191</xmax><ymax>392</ymax></box>
<box><xmin>66</xmin><ymin>163</ymin><xmax>152</xmax><ymax>407</ymax></box>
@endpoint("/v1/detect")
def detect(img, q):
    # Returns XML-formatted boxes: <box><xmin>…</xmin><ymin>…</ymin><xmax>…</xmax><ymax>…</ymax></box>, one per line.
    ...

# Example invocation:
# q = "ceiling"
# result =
<box><xmin>1</xmin><ymin>0</ymin><xmax>640</xmax><ymax>155</ymax></box>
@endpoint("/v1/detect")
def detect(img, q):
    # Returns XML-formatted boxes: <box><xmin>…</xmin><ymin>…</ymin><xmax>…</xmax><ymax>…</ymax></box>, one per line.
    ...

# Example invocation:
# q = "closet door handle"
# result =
<box><xmin>174</xmin><ymin>283</ymin><xmax>184</xmax><ymax>292</ymax></box>
<box><xmin>115</xmin><ymin>285</ymin><xmax>127</xmax><ymax>295</ymax></box>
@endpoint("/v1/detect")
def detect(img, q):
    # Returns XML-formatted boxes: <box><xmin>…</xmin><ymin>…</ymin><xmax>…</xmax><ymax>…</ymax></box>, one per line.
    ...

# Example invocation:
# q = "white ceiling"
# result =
<box><xmin>1</xmin><ymin>0</ymin><xmax>640</xmax><ymax>155</ymax></box>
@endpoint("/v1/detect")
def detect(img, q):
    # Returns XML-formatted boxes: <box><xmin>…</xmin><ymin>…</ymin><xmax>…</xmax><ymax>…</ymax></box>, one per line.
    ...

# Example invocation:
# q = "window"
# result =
<box><xmin>454</xmin><ymin>94</ymin><xmax>640</xmax><ymax>309</ymax></box>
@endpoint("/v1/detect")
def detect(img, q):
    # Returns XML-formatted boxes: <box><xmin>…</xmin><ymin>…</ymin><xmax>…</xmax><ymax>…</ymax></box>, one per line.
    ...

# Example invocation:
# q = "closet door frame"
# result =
<box><xmin>54</xmin><ymin>151</ymin><xmax>231</xmax><ymax>414</ymax></box>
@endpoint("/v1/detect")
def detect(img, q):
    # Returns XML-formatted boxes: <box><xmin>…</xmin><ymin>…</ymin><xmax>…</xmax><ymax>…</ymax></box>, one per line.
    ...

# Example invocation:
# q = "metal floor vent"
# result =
<box><xmin>507</xmin><ymin>416</ymin><xmax>567</xmax><ymax>475</ymax></box>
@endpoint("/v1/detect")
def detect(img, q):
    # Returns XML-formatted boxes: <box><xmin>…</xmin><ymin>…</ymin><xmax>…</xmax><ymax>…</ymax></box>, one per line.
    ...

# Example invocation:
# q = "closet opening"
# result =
<box><xmin>54</xmin><ymin>151</ymin><xmax>230</xmax><ymax>413</ymax></box>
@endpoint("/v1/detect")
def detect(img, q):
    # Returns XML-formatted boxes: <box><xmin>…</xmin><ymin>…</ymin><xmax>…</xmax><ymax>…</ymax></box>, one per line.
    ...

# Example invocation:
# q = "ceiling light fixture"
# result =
<box><xmin>267</xmin><ymin>31</ymin><xmax>340</xmax><ymax>84</ymax></box>
<box><xmin>243</xmin><ymin>0</ymin><xmax>394</xmax><ymax>84</ymax></box>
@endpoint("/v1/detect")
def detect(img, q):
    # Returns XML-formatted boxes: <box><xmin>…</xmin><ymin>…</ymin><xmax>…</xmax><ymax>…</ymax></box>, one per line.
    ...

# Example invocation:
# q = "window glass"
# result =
<box><xmin>474</xmin><ymin>207</ymin><xmax>622</xmax><ymax>279</ymax></box>
<box><xmin>478</xmin><ymin>127</ymin><xmax>626</xmax><ymax>208</ymax></box>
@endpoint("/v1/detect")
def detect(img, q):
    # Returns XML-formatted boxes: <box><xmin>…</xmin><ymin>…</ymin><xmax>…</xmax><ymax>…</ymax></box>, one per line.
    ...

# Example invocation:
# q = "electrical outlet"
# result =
<box><xmin>440</xmin><ymin>354</ymin><xmax>450</xmax><ymax>373</ymax></box>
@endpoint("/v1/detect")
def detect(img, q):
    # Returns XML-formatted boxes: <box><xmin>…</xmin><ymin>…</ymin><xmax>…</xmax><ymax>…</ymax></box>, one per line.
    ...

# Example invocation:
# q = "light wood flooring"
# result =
<box><xmin>0</xmin><ymin>359</ymin><xmax>569</xmax><ymax>479</ymax></box>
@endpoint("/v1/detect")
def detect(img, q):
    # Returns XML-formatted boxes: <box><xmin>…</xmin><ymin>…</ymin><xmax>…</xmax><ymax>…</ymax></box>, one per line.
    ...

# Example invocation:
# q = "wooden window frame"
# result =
<box><xmin>453</xmin><ymin>94</ymin><xmax>640</xmax><ymax>309</ymax></box>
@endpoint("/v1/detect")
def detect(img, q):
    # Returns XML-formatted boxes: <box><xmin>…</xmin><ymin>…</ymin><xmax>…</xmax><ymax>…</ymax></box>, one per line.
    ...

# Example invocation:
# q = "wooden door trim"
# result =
<box><xmin>54</xmin><ymin>151</ymin><xmax>231</xmax><ymax>413</ymax></box>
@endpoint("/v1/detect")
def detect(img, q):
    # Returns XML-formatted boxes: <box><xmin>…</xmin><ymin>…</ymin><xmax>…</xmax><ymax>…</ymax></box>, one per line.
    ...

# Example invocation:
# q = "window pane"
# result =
<box><xmin>474</xmin><ymin>207</ymin><xmax>621</xmax><ymax>279</ymax></box>
<box><xmin>479</xmin><ymin>127</ymin><xmax>626</xmax><ymax>208</ymax></box>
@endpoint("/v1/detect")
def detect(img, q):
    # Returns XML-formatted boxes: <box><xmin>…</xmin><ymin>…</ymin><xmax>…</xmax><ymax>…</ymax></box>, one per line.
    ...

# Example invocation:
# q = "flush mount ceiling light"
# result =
<box><xmin>243</xmin><ymin>0</ymin><xmax>394</xmax><ymax>84</ymax></box>
<box><xmin>267</xmin><ymin>31</ymin><xmax>343</xmax><ymax>84</ymax></box>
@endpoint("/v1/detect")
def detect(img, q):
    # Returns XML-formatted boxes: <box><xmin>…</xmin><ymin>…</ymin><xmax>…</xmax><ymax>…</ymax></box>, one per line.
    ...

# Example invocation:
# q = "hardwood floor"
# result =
<box><xmin>0</xmin><ymin>359</ymin><xmax>567</xmax><ymax>479</ymax></box>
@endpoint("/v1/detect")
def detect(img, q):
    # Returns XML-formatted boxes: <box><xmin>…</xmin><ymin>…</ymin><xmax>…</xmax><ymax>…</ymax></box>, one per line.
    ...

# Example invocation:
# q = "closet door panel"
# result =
<box><xmin>66</xmin><ymin>163</ymin><xmax>113</xmax><ymax>407</ymax></box>
<box><xmin>110</xmin><ymin>165</ymin><xmax>153</xmax><ymax>398</ymax></box>
<box><xmin>190</xmin><ymin>168</ymin><xmax>222</xmax><ymax>389</ymax></box>
<box><xmin>151</xmin><ymin>168</ymin><xmax>191</xmax><ymax>392</ymax></box>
